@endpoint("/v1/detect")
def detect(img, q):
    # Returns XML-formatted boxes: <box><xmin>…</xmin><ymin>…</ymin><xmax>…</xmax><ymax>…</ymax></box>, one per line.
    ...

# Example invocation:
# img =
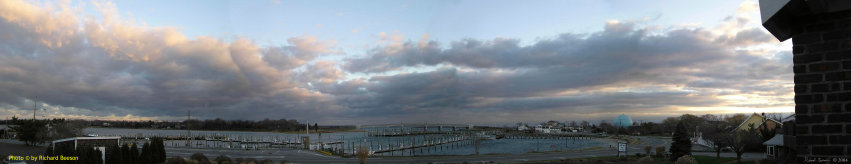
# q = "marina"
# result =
<box><xmin>84</xmin><ymin>126</ymin><xmax>614</xmax><ymax>157</ymax></box>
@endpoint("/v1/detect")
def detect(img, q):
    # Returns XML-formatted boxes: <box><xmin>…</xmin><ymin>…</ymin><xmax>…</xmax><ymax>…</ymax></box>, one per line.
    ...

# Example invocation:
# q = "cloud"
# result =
<box><xmin>333</xmin><ymin>1</ymin><xmax>791</xmax><ymax>123</ymax></box>
<box><xmin>0</xmin><ymin>0</ymin><xmax>791</xmax><ymax>124</ymax></box>
<box><xmin>0</xmin><ymin>0</ymin><xmax>341</xmax><ymax>120</ymax></box>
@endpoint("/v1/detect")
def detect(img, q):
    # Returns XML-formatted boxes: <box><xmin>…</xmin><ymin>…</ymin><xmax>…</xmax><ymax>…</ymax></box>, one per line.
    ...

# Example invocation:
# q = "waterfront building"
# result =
<box><xmin>534</xmin><ymin>124</ymin><xmax>561</xmax><ymax>133</ymax></box>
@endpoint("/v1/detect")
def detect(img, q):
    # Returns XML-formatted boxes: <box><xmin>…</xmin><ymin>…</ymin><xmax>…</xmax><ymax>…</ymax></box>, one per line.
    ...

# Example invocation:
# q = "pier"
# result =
<box><xmin>502</xmin><ymin>132</ymin><xmax>603</xmax><ymax>140</ymax></box>
<box><xmin>359</xmin><ymin>123</ymin><xmax>473</xmax><ymax>136</ymax></box>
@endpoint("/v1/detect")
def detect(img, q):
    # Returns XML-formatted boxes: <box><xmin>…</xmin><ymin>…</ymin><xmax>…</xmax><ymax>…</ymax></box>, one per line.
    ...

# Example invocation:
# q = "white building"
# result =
<box><xmin>517</xmin><ymin>124</ymin><xmax>530</xmax><ymax>131</ymax></box>
<box><xmin>534</xmin><ymin>125</ymin><xmax>560</xmax><ymax>134</ymax></box>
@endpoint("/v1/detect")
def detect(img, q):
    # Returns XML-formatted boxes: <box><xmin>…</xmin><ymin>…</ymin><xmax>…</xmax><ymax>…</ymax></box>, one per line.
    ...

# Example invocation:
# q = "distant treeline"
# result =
<box><xmin>186</xmin><ymin>118</ymin><xmax>305</xmax><ymax>131</ymax></box>
<box><xmin>0</xmin><ymin>118</ymin><xmax>354</xmax><ymax>132</ymax></box>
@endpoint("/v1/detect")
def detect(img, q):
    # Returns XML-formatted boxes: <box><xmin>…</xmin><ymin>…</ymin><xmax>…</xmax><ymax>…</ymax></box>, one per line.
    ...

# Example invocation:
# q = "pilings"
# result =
<box><xmin>503</xmin><ymin>133</ymin><xmax>599</xmax><ymax>140</ymax></box>
<box><xmin>111</xmin><ymin>130</ymin><xmax>601</xmax><ymax>157</ymax></box>
<box><xmin>116</xmin><ymin>133</ymin><xmax>327</xmax><ymax>150</ymax></box>
<box><xmin>371</xmin><ymin>135</ymin><xmax>471</xmax><ymax>154</ymax></box>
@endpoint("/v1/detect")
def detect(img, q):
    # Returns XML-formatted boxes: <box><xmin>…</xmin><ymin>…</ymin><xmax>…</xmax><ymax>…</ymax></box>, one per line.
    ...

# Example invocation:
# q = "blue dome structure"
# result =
<box><xmin>613</xmin><ymin>114</ymin><xmax>633</xmax><ymax>128</ymax></box>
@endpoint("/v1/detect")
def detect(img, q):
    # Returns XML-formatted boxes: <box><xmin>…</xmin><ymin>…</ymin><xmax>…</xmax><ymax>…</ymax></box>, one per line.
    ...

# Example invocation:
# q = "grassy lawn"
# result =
<box><xmin>507</xmin><ymin>155</ymin><xmax>752</xmax><ymax>164</ymax></box>
<box><xmin>651</xmin><ymin>155</ymin><xmax>747</xmax><ymax>164</ymax></box>
<box><xmin>693</xmin><ymin>155</ymin><xmax>737</xmax><ymax>163</ymax></box>
<box><xmin>514</xmin><ymin>155</ymin><xmax>636</xmax><ymax>163</ymax></box>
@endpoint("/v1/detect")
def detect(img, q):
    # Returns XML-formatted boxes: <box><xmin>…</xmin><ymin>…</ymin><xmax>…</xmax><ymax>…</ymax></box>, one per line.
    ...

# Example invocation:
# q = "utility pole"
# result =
<box><xmin>33</xmin><ymin>96</ymin><xmax>37</xmax><ymax>120</ymax></box>
<box><xmin>305</xmin><ymin>120</ymin><xmax>310</xmax><ymax>150</ymax></box>
<box><xmin>187</xmin><ymin>109</ymin><xmax>191</xmax><ymax>147</ymax></box>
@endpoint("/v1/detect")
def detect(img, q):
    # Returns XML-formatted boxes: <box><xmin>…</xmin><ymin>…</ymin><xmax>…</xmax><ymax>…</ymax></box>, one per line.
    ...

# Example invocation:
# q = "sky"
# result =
<box><xmin>0</xmin><ymin>0</ymin><xmax>793</xmax><ymax>125</ymax></box>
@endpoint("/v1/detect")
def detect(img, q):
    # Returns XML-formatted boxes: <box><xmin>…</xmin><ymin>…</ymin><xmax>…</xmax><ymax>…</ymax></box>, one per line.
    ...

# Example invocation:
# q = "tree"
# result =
<box><xmin>190</xmin><ymin>153</ymin><xmax>211</xmax><ymax>164</ymax></box>
<box><xmin>701</xmin><ymin>122</ymin><xmax>729</xmax><ymax>159</ymax></box>
<box><xmin>92</xmin><ymin>147</ymin><xmax>104</xmax><ymax>164</ymax></box>
<box><xmin>356</xmin><ymin>146</ymin><xmax>370</xmax><ymax>164</ymax></box>
<box><xmin>44</xmin><ymin>144</ymin><xmax>55</xmax><ymax>164</ymax></box>
<box><xmin>670</xmin><ymin>121</ymin><xmax>691</xmax><ymax>161</ymax></box>
<box><xmin>76</xmin><ymin>146</ymin><xmax>91</xmax><ymax>164</ymax></box>
<box><xmin>599</xmin><ymin>122</ymin><xmax>614</xmax><ymax>134</ymax></box>
<box><xmin>636</xmin><ymin>122</ymin><xmax>658</xmax><ymax>135</ymax></box>
<box><xmin>758</xmin><ymin>119</ymin><xmax>777</xmax><ymax>143</ymax></box>
<box><xmin>46</xmin><ymin>118</ymin><xmax>84</xmax><ymax>141</ymax></box>
<box><xmin>8</xmin><ymin>117</ymin><xmax>83</xmax><ymax>146</ymax></box>
<box><xmin>655</xmin><ymin>146</ymin><xmax>666</xmax><ymax>157</ymax></box>
<box><xmin>660</xmin><ymin>117</ymin><xmax>680</xmax><ymax>136</ymax></box>
<box><xmin>76</xmin><ymin>146</ymin><xmax>102</xmax><ymax>164</ymax></box>
<box><xmin>121</xmin><ymin>144</ymin><xmax>131</xmax><ymax>164</ymax></box>
<box><xmin>106</xmin><ymin>145</ymin><xmax>123</xmax><ymax>164</ymax></box>
<box><xmin>644</xmin><ymin>146</ymin><xmax>652</xmax><ymax>156</ymax></box>
<box><xmin>699</xmin><ymin>114</ymin><xmax>729</xmax><ymax>159</ymax></box>
<box><xmin>679</xmin><ymin>114</ymin><xmax>705</xmax><ymax>133</ymax></box>
<box><xmin>725</xmin><ymin>114</ymin><xmax>747</xmax><ymax>127</ymax></box>
<box><xmin>140</xmin><ymin>142</ymin><xmax>152</xmax><ymax>164</ymax></box>
<box><xmin>727</xmin><ymin>125</ymin><xmax>761</xmax><ymax>163</ymax></box>
<box><xmin>151</xmin><ymin>137</ymin><xmax>167</xmax><ymax>163</ymax></box>
<box><xmin>700</xmin><ymin>114</ymin><xmax>720</xmax><ymax>122</ymax></box>
<box><xmin>314</xmin><ymin>123</ymin><xmax>319</xmax><ymax>132</ymax></box>
<box><xmin>130</xmin><ymin>144</ymin><xmax>139</xmax><ymax>164</ymax></box>
<box><xmin>675</xmin><ymin>155</ymin><xmax>698</xmax><ymax>164</ymax></box>
<box><xmin>9</xmin><ymin>118</ymin><xmax>48</xmax><ymax>146</ymax></box>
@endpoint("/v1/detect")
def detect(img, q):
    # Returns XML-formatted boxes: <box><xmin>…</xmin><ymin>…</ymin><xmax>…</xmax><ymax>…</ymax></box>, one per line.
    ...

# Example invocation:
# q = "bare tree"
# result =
<box><xmin>700</xmin><ymin>114</ymin><xmax>720</xmax><ymax>122</ymax></box>
<box><xmin>702</xmin><ymin>123</ymin><xmax>729</xmax><ymax>159</ymax></box>
<box><xmin>699</xmin><ymin>114</ymin><xmax>728</xmax><ymax>159</ymax></box>
<box><xmin>726</xmin><ymin>125</ymin><xmax>760</xmax><ymax>163</ymax></box>
<box><xmin>660</xmin><ymin>117</ymin><xmax>679</xmax><ymax>135</ymax></box>
<box><xmin>724</xmin><ymin>114</ymin><xmax>747</xmax><ymax>127</ymax></box>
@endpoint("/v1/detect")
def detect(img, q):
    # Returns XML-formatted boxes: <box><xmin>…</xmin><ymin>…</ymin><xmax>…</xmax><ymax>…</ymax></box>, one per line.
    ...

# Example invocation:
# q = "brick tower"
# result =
<box><xmin>760</xmin><ymin>0</ymin><xmax>851</xmax><ymax>161</ymax></box>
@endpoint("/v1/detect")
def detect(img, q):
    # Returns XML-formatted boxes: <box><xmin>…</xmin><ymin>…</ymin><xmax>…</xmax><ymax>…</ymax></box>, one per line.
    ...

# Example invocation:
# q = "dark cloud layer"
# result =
<box><xmin>334</xmin><ymin>18</ymin><xmax>790</xmax><ymax>123</ymax></box>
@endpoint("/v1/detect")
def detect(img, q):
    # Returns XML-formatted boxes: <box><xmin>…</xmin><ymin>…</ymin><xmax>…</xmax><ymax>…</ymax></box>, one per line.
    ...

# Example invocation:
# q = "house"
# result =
<box><xmin>734</xmin><ymin>113</ymin><xmax>781</xmax><ymax>131</ymax></box>
<box><xmin>763</xmin><ymin>135</ymin><xmax>784</xmax><ymax>159</ymax></box>
<box><xmin>534</xmin><ymin>125</ymin><xmax>560</xmax><ymax>134</ymax></box>
<box><xmin>566</xmin><ymin>126</ymin><xmax>583</xmax><ymax>133</ymax></box>
<box><xmin>0</xmin><ymin>124</ymin><xmax>16</xmax><ymax>139</ymax></box>
<box><xmin>545</xmin><ymin>121</ymin><xmax>561</xmax><ymax>128</ymax></box>
<box><xmin>763</xmin><ymin>114</ymin><xmax>797</xmax><ymax>163</ymax></box>
<box><xmin>52</xmin><ymin>136</ymin><xmax>121</xmax><ymax>163</ymax></box>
